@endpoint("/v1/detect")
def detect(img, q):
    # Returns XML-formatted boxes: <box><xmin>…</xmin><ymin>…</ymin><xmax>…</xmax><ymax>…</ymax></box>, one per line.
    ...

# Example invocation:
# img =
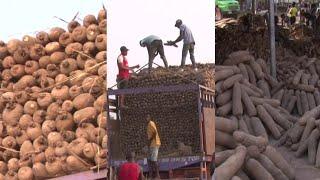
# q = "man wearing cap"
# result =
<box><xmin>171</xmin><ymin>19</ymin><xmax>196</xmax><ymax>69</ymax></box>
<box><xmin>117</xmin><ymin>46</ymin><xmax>139</xmax><ymax>108</ymax></box>
<box><xmin>140</xmin><ymin>35</ymin><xmax>169</xmax><ymax>72</ymax></box>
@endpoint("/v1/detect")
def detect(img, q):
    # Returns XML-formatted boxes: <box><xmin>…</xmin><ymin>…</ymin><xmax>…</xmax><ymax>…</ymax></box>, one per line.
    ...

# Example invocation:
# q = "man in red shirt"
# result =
<box><xmin>117</xmin><ymin>46</ymin><xmax>139</xmax><ymax>108</ymax></box>
<box><xmin>118</xmin><ymin>152</ymin><xmax>145</xmax><ymax>180</ymax></box>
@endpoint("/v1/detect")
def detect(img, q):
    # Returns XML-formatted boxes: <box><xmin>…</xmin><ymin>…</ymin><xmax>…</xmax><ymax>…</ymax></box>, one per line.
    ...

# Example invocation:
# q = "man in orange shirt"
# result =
<box><xmin>146</xmin><ymin>114</ymin><xmax>161</xmax><ymax>179</ymax></box>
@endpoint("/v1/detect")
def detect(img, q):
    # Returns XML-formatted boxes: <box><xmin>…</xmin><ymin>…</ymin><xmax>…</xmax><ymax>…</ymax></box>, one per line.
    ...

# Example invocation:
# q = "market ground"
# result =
<box><xmin>270</xmin><ymin>139</ymin><xmax>320</xmax><ymax>180</ymax></box>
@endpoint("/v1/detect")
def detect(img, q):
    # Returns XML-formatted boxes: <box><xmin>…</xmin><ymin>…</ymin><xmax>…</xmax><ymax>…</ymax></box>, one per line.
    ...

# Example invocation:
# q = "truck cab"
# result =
<box><xmin>216</xmin><ymin>0</ymin><xmax>240</xmax><ymax>15</ymax></box>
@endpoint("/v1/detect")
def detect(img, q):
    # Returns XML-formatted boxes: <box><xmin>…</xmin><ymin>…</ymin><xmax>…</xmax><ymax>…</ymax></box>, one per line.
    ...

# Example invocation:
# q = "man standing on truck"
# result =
<box><xmin>170</xmin><ymin>19</ymin><xmax>197</xmax><ymax>70</ymax></box>
<box><xmin>139</xmin><ymin>35</ymin><xmax>169</xmax><ymax>73</ymax></box>
<box><xmin>117</xmin><ymin>46</ymin><xmax>140</xmax><ymax>108</ymax></box>
<box><xmin>118</xmin><ymin>152</ymin><xmax>145</xmax><ymax>180</ymax></box>
<box><xmin>146</xmin><ymin>114</ymin><xmax>161</xmax><ymax>179</ymax></box>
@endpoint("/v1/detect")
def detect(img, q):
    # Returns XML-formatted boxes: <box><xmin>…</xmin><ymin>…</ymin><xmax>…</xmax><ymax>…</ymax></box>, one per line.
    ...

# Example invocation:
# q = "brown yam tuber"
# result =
<box><xmin>257</xmin><ymin>105</ymin><xmax>281</xmax><ymax>139</ymax></box>
<box><xmin>72</xmin><ymin>93</ymin><xmax>95</xmax><ymax>110</ymax></box>
<box><xmin>262</xmin><ymin>103</ymin><xmax>292</xmax><ymax>130</ymax></box>
<box><xmin>73</xmin><ymin>107</ymin><xmax>97</xmax><ymax>124</ymax></box>
<box><xmin>216</xmin><ymin>130</ymin><xmax>237</xmax><ymax>149</ymax></box>
<box><xmin>250</xmin><ymin>117</ymin><xmax>268</xmax><ymax>141</ymax></box>
<box><xmin>232</xmin><ymin>82</ymin><xmax>243</xmax><ymax>116</ymax></box>
<box><xmin>233</xmin><ymin>131</ymin><xmax>267</xmax><ymax>151</ymax></box>
<box><xmin>308</xmin><ymin>128</ymin><xmax>320</xmax><ymax>164</ymax></box>
<box><xmin>216</xmin><ymin>117</ymin><xmax>238</xmax><ymax>133</ymax></box>
<box><xmin>264</xmin><ymin>145</ymin><xmax>295</xmax><ymax>179</ymax></box>
<box><xmin>241</xmin><ymin>87</ymin><xmax>257</xmax><ymax>116</ymax></box>
<box><xmin>215</xmin><ymin>145</ymin><xmax>247</xmax><ymax>180</ymax></box>
<box><xmin>245</xmin><ymin>158</ymin><xmax>274</xmax><ymax>180</ymax></box>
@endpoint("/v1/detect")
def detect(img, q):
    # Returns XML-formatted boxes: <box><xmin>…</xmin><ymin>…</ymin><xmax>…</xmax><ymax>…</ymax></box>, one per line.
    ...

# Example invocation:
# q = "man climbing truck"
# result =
<box><xmin>117</xmin><ymin>46</ymin><xmax>140</xmax><ymax>108</ymax></box>
<box><xmin>140</xmin><ymin>35</ymin><xmax>169</xmax><ymax>72</ymax></box>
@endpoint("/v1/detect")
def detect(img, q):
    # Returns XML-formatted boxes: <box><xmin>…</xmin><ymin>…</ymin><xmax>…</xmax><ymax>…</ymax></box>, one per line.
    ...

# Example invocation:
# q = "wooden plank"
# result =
<box><xmin>203</xmin><ymin>108</ymin><xmax>215</xmax><ymax>155</ymax></box>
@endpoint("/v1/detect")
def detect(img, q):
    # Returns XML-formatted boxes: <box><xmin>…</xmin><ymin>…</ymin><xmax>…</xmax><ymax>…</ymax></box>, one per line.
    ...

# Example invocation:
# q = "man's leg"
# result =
<box><xmin>147</xmin><ymin>147</ymin><xmax>154</xmax><ymax>178</ymax></box>
<box><xmin>147</xmin><ymin>46</ymin><xmax>157</xmax><ymax>73</ymax></box>
<box><xmin>181</xmin><ymin>44</ymin><xmax>188</xmax><ymax>67</ymax></box>
<box><xmin>119</xmin><ymin>79</ymin><xmax>128</xmax><ymax>108</ymax></box>
<box><xmin>189</xmin><ymin>43</ymin><xmax>196</xmax><ymax>68</ymax></box>
<box><xmin>151</xmin><ymin>147</ymin><xmax>160</xmax><ymax>178</ymax></box>
<box><xmin>157</xmin><ymin>41</ymin><xmax>168</xmax><ymax>68</ymax></box>
<box><xmin>147</xmin><ymin>159</ymin><xmax>153</xmax><ymax>178</ymax></box>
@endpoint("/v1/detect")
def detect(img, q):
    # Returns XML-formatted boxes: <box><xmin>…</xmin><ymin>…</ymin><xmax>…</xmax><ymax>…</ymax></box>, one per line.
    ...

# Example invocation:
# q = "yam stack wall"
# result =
<box><xmin>118</xmin><ymin>64</ymin><xmax>214</xmax><ymax>158</ymax></box>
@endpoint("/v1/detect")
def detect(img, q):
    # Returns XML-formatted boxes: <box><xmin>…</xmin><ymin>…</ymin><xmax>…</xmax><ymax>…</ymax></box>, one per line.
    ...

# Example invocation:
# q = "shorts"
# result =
<box><xmin>149</xmin><ymin>146</ymin><xmax>159</xmax><ymax>162</ymax></box>
<box><xmin>290</xmin><ymin>16</ymin><xmax>296</xmax><ymax>25</ymax></box>
<box><xmin>116</xmin><ymin>78</ymin><xmax>128</xmax><ymax>89</ymax></box>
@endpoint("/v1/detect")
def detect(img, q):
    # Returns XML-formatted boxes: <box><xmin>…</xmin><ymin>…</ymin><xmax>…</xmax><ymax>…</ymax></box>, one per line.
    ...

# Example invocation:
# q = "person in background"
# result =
<box><xmin>146</xmin><ymin>114</ymin><xmax>161</xmax><ymax>179</ymax></box>
<box><xmin>117</xmin><ymin>46</ymin><xmax>140</xmax><ymax>108</ymax></box>
<box><xmin>300</xmin><ymin>8</ymin><xmax>306</xmax><ymax>24</ymax></box>
<box><xmin>305</xmin><ymin>3</ymin><xmax>312</xmax><ymax>26</ymax></box>
<box><xmin>215</xmin><ymin>5</ymin><xmax>222</xmax><ymax>21</ymax></box>
<box><xmin>310</xmin><ymin>3</ymin><xmax>317</xmax><ymax>30</ymax></box>
<box><xmin>286</xmin><ymin>5</ymin><xmax>292</xmax><ymax>26</ymax></box>
<box><xmin>171</xmin><ymin>19</ymin><xmax>197</xmax><ymax>70</ymax></box>
<box><xmin>315</xmin><ymin>11</ymin><xmax>320</xmax><ymax>39</ymax></box>
<box><xmin>289</xmin><ymin>2</ymin><xmax>298</xmax><ymax>26</ymax></box>
<box><xmin>139</xmin><ymin>35</ymin><xmax>168</xmax><ymax>72</ymax></box>
<box><xmin>118</xmin><ymin>152</ymin><xmax>145</xmax><ymax>180</ymax></box>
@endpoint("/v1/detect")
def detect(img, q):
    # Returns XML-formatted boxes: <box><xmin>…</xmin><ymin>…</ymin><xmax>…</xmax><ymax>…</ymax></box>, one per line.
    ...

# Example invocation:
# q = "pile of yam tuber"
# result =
<box><xmin>0</xmin><ymin>8</ymin><xmax>107</xmax><ymax>179</ymax></box>
<box><xmin>119</xmin><ymin>64</ymin><xmax>214</xmax><ymax>158</ymax></box>
<box><xmin>215</xmin><ymin>51</ymin><xmax>296</xmax><ymax>179</ymax></box>
<box><xmin>215</xmin><ymin>17</ymin><xmax>320</xmax><ymax>66</ymax></box>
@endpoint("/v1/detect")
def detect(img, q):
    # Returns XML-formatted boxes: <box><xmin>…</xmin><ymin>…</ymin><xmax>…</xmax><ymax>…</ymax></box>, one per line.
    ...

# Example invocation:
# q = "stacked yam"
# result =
<box><xmin>0</xmin><ymin>8</ymin><xmax>107</xmax><ymax>179</ymax></box>
<box><xmin>278</xmin><ymin>106</ymin><xmax>320</xmax><ymax>167</ymax></box>
<box><xmin>215</xmin><ymin>51</ymin><xmax>295</xmax><ymax>179</ymax></box>
<box><xmin>119</xmin><ymin>64</ymin><xmax>214</xmax><ymax>158</ymax></box>
<box><xmin>274</xmin><ymin>57</ymin><xmax>320</xmax><ymax>117</ymax></box>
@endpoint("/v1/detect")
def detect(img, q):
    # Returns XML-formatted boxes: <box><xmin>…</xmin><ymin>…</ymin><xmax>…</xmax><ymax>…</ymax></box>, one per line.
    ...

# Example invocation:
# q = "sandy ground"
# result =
<box><xmin>270</xmin><ymin>140</ymin><xmax>320</xmax><ymax>180</ymax></box>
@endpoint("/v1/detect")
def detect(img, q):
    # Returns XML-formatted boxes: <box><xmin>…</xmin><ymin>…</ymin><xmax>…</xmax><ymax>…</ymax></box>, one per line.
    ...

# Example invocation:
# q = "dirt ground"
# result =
<box><xmin>270</xmin><ymin>140</ymin><xmax>320</xmax><ymax>180</ymax></box>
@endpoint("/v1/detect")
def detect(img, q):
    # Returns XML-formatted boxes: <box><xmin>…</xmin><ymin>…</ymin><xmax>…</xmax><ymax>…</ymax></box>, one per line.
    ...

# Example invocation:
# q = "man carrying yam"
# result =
<box><xmin>117</xmin><ymin>46</ymin><xmax>140</xmax><ymax>108</ymax></box>
<box><xmin>146</xmin><ymin>114</ymin><xmax>161</xmax><ymax>179</ymax></box>
<box><xmin>139</xmin><ymin>35</ymin><xmax>169</xmax><ymax>73</ymax></box>
<box><xmin>168</xmin><ymin>19</ymin><xmax>197</xmax><ymax>70</ymax></box>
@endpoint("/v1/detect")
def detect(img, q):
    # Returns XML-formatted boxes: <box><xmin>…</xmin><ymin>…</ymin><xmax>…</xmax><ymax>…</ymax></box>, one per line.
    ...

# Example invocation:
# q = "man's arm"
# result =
<box><xmin>174</xmin><ymin>30</ymin><xmax>183</xmax><ymax>44</ymax></box>
<box><xmin>138</xmin><ymin>166</ymin><xmax>145</xmax><ymax>180</ymax></box>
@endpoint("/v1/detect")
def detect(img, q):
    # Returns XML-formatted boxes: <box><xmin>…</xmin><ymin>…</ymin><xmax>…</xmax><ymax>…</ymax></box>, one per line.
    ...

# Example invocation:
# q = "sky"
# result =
<box><xmin>0</xmin><ymin>0</ymin><xmax>105</xmax><ymax>41</ymax></box>
<box><xmin>107</xmin><ymin>0</ymin><xmax>214</xmax><ymax>87</ymax></box>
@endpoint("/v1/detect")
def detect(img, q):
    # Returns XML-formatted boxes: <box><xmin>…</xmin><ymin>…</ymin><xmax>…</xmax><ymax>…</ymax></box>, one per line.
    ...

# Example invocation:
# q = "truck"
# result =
<box><xmin>107</xmin><ymin>67</ymin><xmax>215</xmax><ymax>180</ymax></box>
<box><xmin>216</xmin><ymin>0</ymin><xmax>240</xmax><ymax>15</ymax></box>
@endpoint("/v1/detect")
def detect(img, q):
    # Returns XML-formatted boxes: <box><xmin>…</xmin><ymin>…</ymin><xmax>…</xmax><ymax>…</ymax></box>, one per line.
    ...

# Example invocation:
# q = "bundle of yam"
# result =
<box><xmin>0</xmin><ymin>8</ymin><xmax>107</xmax><ymax>179</ymax></box>
<box><xmin>215</xmin><ymin>50</ymin><xmax>295</xmax><ymax>179</ymax></box>
<box><xmin>118</xmin><ymin>64</ymin><xmax>214</xmax><ymax>158</ymax></box>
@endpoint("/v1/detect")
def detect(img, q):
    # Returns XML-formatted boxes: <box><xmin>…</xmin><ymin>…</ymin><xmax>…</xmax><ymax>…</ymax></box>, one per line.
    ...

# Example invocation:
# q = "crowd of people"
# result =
<box><xmin>281</xmin><ymin>2</ymin><xmax>320</xmax><ymax>30</ymax></box>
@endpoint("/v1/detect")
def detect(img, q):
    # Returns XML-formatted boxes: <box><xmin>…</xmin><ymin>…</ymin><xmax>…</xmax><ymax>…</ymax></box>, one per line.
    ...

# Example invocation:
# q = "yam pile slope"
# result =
<box><xmin>119</xmin><ymin>64</ymin><xmax>214</xmax><ymax>158</ymax></box>
<box><xmin>0</xmin><ymin>8</ymin><xmax>107</xmax><ymax>179</ymax></box>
